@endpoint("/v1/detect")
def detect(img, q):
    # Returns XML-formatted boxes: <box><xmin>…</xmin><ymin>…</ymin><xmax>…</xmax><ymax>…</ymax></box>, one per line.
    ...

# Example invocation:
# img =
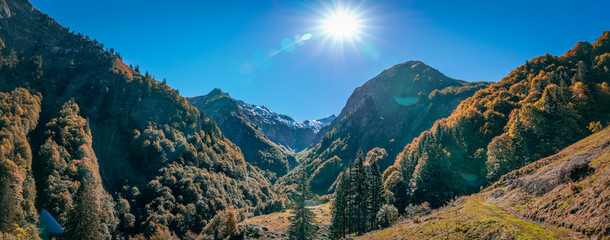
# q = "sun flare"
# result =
<box><xmin>321</xmin><ymin>8</ymin><xmax>362</xmax><ymax>41</ymax></box>
<box><xmin>323</xmin><ymin>11</ymin><xmax>361</xmax><ymax>40</ymax></box>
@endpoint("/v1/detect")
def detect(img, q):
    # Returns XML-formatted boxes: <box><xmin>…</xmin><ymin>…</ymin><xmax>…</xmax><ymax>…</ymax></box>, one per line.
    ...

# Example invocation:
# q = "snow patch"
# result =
<box><xmin>237</xmin><ymin>101</ymin><xmax>335</xmax><ymax>133</ymax></box>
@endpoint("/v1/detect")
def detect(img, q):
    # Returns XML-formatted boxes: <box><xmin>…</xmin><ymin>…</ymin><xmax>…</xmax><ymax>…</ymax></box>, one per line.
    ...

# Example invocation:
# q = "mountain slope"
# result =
<box><xmin>359</xmin><ymin>127</ymin><xmax>610</xmax><ymax>239</ymax></box>
<box><xmin>293</xmin><ymin>61</ymin><xmax>488</xmax><ymax>194</ymax></box>
<box><xmin>385</xmin><ymin>32</ymin><xmax>610</xmax><ymax>211</ymax></box>
<box><xmin>188</xmin><ymin>89</ymin><xmax>296</xmax><ymax>179</ymax></box>
<box><xmin>238</xmin><ymin>101</ymin><xmax>335</xmax><ymax>152</ymax></box>
<box><xmin>0</xmin><ymin>0</ymin><xmax>275</xmax><ymax>238</ymax></box>
<box><xmin>190</xmin><ymin>89</ymin><xmax>335</xmax><ymax>153</ymax></box>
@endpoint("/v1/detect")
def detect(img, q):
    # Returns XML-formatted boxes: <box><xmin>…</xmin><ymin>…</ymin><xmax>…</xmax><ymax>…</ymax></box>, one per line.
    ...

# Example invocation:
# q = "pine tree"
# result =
<box><xmin>351</xmin><ymin>149</ymin><xmax>368</xmax><ymax>234</ymax></box>
<box><xmin>65</xmin><ymin>169</ymin><xmax>103</xmax><ymax>240</ymax></box>
<box><xmin>367</xmin><ymin>159</ymin><xmax>384</xmax><ymax>230</ymax></box>
<box><xmin>288</xmin><ymin>169</ymin><xmax>316</xmax><ymax>240</ymax></box>
<box><xmin>331</xmin><ymin>172</ymin><xmax>348</xmax><ymax>239</ymax></box>
<box><xmin>332</xmin><ymin>149</ymin><xmax>386</xmax><ymax>236</ymax></box>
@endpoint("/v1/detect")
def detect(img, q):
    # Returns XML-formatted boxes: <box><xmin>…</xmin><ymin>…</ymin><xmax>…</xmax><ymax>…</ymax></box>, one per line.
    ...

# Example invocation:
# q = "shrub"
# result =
<box><xmin>404</xmin><ymin>202</ymin><xmax>431</xmax><ymax>219</ymax></box>
<box><xmin>376</xmin><ymin>204</ymin><xmax>399</xmax><ymax>228</ymax></box>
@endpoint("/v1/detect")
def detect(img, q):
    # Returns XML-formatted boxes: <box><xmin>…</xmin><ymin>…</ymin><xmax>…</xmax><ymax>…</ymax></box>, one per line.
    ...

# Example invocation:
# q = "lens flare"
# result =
<box><xmin>322</xmin><ymin>10</ymin><xmax>361</xmax><ymax>40</ymax></box>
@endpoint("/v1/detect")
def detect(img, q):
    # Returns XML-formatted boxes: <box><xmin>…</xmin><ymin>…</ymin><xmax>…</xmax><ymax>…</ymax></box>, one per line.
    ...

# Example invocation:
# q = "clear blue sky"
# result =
<box><xmin>30</xmin><ymin>0</ymin><xmax>610</xmax><ymax>121</ymax></box>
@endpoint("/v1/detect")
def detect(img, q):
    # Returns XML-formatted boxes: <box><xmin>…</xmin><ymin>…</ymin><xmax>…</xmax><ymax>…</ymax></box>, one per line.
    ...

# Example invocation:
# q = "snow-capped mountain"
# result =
<box><xmin>238</xmin><ymin>101</ymin><xmax>335</xmax><ymax>133</ymax></box>
<box><xmin>189</xmin><ymin>89</ymin><xmax>335</xmax><ymax>152</ymax></box>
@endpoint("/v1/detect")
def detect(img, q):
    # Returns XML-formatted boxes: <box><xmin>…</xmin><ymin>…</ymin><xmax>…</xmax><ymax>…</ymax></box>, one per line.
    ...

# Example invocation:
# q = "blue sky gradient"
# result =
<box><xmin>30</xmin><ymin>0</ymin><xmax>610</xmax><ymax>121</ymax></box>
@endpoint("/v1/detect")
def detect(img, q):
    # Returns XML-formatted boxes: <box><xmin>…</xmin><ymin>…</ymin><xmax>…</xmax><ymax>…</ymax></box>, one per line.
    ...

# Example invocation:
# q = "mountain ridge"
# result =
<box><xmin>189</xmin><ymin>88</ymin><xmax>335</xmax><ymax>153</ymax></box>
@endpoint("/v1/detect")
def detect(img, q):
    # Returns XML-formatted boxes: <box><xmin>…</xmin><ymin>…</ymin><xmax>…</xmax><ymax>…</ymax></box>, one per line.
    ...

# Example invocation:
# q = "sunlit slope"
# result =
<box><xmin>360</xmin><ymin>127</ymin><xmax>610</xmax><ymax>239</ymax></box>
<box><xmin>385</xmin><ymin>32</ymin><xmax>610</xmax><ymax>211</ymax></box>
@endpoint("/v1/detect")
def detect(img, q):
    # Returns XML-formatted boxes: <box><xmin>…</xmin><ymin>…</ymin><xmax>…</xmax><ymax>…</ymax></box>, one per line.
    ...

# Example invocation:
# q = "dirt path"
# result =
<box><xmin>477</xmin><ymin>199</ymin><xmax>544</xmax><ymax>240</ymax></box>
<box><xmin>476</xmin><ymin>199</ymin><xmax>578</xmax><ymax>240</ymax></box>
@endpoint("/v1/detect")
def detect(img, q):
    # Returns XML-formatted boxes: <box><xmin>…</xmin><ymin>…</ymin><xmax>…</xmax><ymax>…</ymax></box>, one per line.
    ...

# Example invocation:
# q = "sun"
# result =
<box><xmin>322</xmin><ymin>10</ymin><xmax>361</xmax><ymax>40</ymax></box>
<box><xmin>320</xmin><ymin>6</ymin><xmax>363</xmax><ymax>41</ymax></box>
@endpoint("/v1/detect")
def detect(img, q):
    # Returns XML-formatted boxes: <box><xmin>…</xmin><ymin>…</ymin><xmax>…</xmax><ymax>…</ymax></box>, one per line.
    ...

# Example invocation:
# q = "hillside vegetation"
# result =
<box><xmin>0</xmin><ymin>0</ymin><xmax>276</xmax><ymax>238</ymax></box>
<box><xmin>385</xmin><ymin>32</ymin><xmax>610</xmax><ymax>211</ymax></box>
<box><xmin>359</xmin><ymin>126</ymin><xmax>610</xmax><ymax>239</ymax></box>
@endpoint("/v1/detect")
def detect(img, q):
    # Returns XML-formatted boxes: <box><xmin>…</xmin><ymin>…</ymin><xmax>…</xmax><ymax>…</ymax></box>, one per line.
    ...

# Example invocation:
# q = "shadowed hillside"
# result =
<box><xmin>0</xmin><ymin>0</ymin><xmax>276</xmax><ymax>238</ymax></box>
<box><xmin>189</xmin><ymin>89</ymin><xmax>297</xmax><ymax>180</ymax></box>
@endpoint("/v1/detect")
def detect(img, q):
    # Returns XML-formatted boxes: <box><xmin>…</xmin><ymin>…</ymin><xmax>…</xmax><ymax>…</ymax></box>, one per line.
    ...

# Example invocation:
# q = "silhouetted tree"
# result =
<box><xmin>288</xmin><ymin>169</ymin><xmax>316</xmax><ymax>240</ymax></box>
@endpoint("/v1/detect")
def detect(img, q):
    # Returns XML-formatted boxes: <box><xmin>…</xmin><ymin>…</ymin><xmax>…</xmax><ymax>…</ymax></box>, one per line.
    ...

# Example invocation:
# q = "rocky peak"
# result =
<box><xmin>0</xmin><ymin>0</ymin><xmax>34</xmax><ymax>19</ymax></box>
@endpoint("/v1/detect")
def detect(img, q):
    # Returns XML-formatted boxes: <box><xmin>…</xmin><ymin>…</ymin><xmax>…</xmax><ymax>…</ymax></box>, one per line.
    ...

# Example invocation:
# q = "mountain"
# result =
<box><xmin>190</xmin><ymin>89</ymin><xmax>335</xmax><ymax>153</ymax></box>
<box><xmin>188</xmin><ymin>89</ymin><xmax>297</xmax><ymax>179</ymax></box>
<box><xmin>234</xmin><ymin>97</ymin><xmax>335</xmax><ymax>149</ymax></box>
<box><xmin>385</xmin><ymin>32</ymin><xmax>610</xmax><ymax>212</ymax></box>
<box><xmin>0</xmin><ymin>0</ymin><xmax>276</xmax><ymax>238</ymax></box>
<box><xmin>290</xmin><ymin>61</ymin><xmax>489</xmax><ymax>195</ymax></box>
<box><xmin>359</xmin><ymin>126</ymin><xmax>610</xmax><ymax>239</ymax></box>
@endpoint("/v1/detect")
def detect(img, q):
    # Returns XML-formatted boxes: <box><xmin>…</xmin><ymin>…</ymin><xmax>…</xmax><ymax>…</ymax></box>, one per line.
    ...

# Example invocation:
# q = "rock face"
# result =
<box><xmin>294</xmin><ymin>61</ymin><xmax>489</xmax><ymax>194</ymax></box>
<box><xmin>238</xmin><ymin>100</ymin><xmax>336</xmax><ymax>152</ymax></box>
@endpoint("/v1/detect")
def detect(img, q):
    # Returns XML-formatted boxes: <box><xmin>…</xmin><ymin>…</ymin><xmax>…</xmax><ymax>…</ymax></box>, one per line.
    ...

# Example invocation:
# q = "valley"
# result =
<box><xmin>0</xmin><ymin>0</ymin><xmax>608</xmax><ymax>239</ymax></box>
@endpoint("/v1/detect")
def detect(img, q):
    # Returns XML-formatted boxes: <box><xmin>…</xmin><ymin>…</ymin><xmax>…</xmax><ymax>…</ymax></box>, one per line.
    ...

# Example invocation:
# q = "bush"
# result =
<box><xmin>376</xmin><ymin>204</ymin><xmax>399</xmax><ymax>228</ymax></box>
<box><xmin>404</xmin><ymin>202</ymin><xmax>431</xmax><ymax>219</ymax></box>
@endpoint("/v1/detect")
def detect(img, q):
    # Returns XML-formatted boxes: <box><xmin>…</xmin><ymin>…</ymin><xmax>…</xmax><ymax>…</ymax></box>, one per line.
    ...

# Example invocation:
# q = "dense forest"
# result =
<box><xmin>0</xmin><ymin>0</ymin><xmax>280</xmax><ymax>239</ymax></box>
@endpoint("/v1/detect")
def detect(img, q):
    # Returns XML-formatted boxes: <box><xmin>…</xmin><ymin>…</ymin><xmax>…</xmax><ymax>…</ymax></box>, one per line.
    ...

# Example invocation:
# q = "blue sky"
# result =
<box><xmin>31</xmin><ymin>0</ymin><xmax>610</xmax><ymax>121</ymax></box>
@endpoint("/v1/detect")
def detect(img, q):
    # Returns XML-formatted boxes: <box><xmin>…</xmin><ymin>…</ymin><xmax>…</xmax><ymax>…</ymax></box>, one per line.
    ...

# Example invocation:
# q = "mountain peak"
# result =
<box><xmin>207</xmin><ymin>88</ymin><xmax>228</xmax><ymax>97</ymax></box>
<box><xmin>385</xmin><ymin>60</ymin><xmax>445</xmax><ymax>78</ymax></box>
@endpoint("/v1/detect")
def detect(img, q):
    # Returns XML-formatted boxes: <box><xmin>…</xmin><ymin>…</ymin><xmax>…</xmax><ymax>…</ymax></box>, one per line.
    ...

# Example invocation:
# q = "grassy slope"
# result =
<box><xmin>359</xmin><ymin>127</ymin><xmax>610</xmax><ymax>239</ymax></box>
<box><xmin>240</xmin><ymin>203</ymin><xmax>332</xmax><ymax>239</ymax></box>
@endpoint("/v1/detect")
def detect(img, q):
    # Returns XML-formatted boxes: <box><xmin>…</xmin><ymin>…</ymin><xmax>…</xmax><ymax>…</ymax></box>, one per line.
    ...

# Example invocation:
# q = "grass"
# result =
<box><xmin>357</xmin><ymin>197</ymin><xmax>573</xmax><ymax>240</ymax></box>
<box><xmin>359</xmin><ymin>128</ymin><xmax>610</xmax><ymax>239</ymax></box>
<box><xmin>240</xmin><ymin>203</ymin><xmax>332</xmax><ymax>239</ymax></box>
<box><xmin>248</xmin><ymin>129</ymin><xmax>609</xmax><ymax>239</ymax></box>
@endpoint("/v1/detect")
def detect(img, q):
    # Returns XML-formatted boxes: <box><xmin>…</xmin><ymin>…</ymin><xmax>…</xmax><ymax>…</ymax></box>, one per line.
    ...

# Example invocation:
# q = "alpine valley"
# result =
<box><xmin>0</xmin><ymin>0</ymin><xmax>608</xmax><ymax>239</ymax></box>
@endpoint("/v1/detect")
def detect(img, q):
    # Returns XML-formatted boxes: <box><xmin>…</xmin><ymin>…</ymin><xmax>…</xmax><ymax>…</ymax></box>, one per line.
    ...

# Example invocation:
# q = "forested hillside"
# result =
<box><xmin>0</xmin><ymin>0</ymin><xmax>276</xmax><ymax>238</ymax></box>
<box><xmin>385</xmin><ymin>32</ymin><xmax>610</xmax><ymax>212</ymax></box>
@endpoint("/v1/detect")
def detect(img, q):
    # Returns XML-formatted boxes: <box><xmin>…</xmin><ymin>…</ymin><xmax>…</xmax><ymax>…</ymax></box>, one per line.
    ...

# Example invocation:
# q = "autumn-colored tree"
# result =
<box><xmin>222</xmin><ymin>210</ymin><xmax>239</xmax><ymax>239</ymax></box>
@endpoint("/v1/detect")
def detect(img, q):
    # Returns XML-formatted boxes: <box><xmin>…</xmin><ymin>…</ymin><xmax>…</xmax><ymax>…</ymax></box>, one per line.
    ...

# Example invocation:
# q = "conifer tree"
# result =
<box><xmin>331</xmin><ymin>172</ymin><xmax>348</xmax><ymax>238</ymax></box>
<box><xmin>65</xmin><ymin>169</ymin><xmax>103</xmax><ymax>240</ymax></box>
<box><xmin>351</xmin><ymin>149</ymin><xmax>368</xmax><ymax>234</ymax></box>
<box><xmin>367</xmin><ymin>159</ymin><xmax>384</xmax><ymax>230</ymax></box>
<box><xmin>332</xmin><ymin>149</ymin><xmax>387</xmax><ymax>236</ymax></box>
<box><xmin>288</xmin><ymin>169</ymin><xmax>316</xmax><ymax>240</ymax></box>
